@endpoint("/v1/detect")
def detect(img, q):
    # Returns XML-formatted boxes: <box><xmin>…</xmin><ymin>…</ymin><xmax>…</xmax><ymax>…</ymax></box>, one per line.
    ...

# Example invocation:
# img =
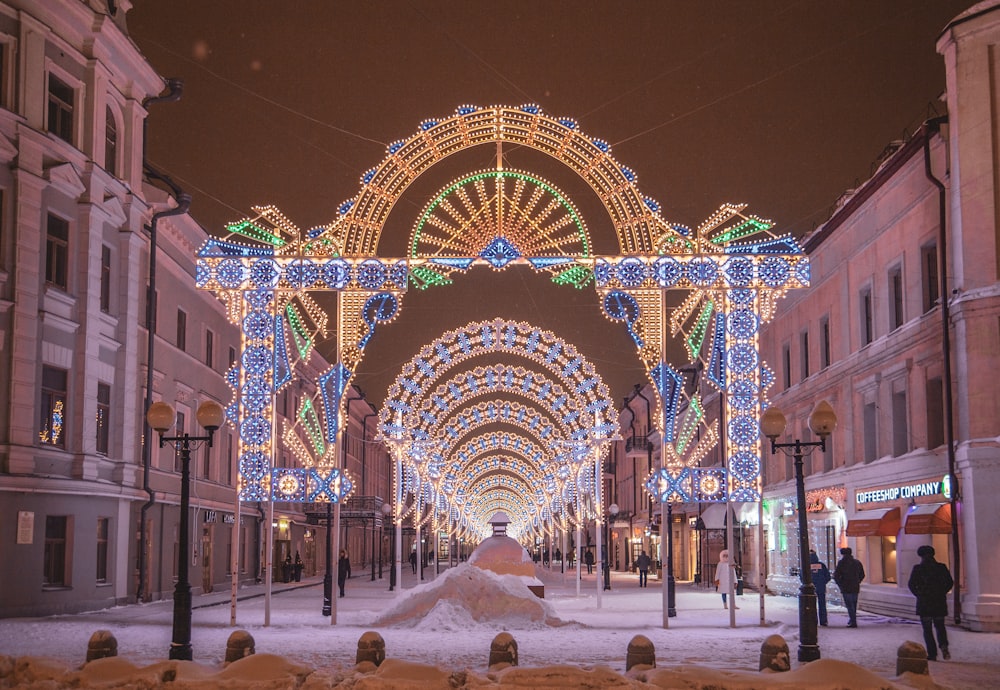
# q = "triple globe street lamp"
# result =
<box><xmin>146</xmin><ymin>399</ymin><xmax>225</xmax><ymax>661</ymax></box>
<box><xmin>761</xmin><ymin>400</ymin><xmax>837</xmax><ymax>663</ymax></box>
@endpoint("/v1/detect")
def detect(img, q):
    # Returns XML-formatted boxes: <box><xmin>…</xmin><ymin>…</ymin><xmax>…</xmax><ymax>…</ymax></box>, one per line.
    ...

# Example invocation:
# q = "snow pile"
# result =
<box><xmin>373</xmin><ymin>562</ymin><xmax>565</xmax><ymax>629</ymax></box>
<box><xmin>467</xmin><ymin>535</ymin><xmax>537</xmax><ymax>578</ymax></box>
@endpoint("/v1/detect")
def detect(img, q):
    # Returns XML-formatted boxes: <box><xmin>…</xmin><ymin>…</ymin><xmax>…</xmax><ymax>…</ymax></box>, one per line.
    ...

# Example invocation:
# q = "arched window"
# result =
<box><xmin>104</xmin><ymin>105</ymin><xmax>118</xmax><ymax>176</ymax></box>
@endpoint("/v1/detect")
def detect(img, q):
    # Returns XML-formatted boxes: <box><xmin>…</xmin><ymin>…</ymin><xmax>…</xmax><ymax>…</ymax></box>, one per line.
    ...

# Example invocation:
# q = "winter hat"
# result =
<box><xmin>917</xmin><ymin>545</ymin><xmax>935</xmax><ymax>558</ymax></box>
<box><xmin>840</xmin><ymin>547</ymin><xmax>852</xmax><ymax>556</ymax></box>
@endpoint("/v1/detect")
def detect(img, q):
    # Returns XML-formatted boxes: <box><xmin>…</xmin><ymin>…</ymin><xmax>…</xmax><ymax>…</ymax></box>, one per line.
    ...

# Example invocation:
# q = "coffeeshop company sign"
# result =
<box><xmin>855</xmin><ymin>476</ymin><xmax>951</xmax><ymax>506</ymax></box>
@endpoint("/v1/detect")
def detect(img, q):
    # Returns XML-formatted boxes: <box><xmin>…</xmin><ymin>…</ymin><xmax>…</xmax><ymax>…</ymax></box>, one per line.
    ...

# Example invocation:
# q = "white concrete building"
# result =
<box><xmin>758</xmin><ymin>1</ymin><xmax>1000</xmax><ymax>632</ymax></box>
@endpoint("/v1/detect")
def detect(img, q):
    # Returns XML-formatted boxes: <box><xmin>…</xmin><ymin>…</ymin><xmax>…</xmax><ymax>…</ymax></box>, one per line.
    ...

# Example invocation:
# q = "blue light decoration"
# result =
<box><xmin>646</xmin><ymin>466</ymin><xmax>728</xmax><ymax>503</ymax></box>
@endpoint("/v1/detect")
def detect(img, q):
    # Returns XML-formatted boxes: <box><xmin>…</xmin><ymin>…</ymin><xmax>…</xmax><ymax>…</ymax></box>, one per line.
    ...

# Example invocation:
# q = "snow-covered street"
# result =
<box><xmin>1</xmin><ymin>563</ymin><xmax>997</xmax><ymax>688</ymax></box>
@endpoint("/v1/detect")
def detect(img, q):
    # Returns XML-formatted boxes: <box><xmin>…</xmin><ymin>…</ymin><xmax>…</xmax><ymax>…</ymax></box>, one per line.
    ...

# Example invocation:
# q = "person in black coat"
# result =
<box><xmin>809</xmin><ymin>550</ymin><xmax>832</xmax><ymax>626</ymax></box>
<box><xmin>833</xmin><ymin>546</ymin><xmax>865</xmax><ymax>627</ymax></box>
<box><xmin>337</xmin><ymin>549</ymin><xmax>351</xmax><ymax>598</ymax></box>
<box><xmin>908</xmin><ymin>545</ymin><xmax>954</xmax><ymax>661</ymax></box>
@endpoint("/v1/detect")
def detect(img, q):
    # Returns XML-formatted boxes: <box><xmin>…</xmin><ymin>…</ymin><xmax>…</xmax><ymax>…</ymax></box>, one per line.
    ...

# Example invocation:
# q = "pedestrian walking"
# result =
<box><xmin>809</xmin><ymin>550</ymin><xmax>831</xmax><ymax>626</ymax></box>
<box><xmin>635</xmin><ymin>550</ymin><xmax>652</xmax><ymax>587</ymax></box>
<box><xmin>555</xmin><ymin>547</ymin><xmax>562</xmax><ymax>563</ymax></box>
<box><xmin>833</xmin><ymin>546</ymin><xmax>865</xmax><ymax>627</ymax></box>
<box><xmin>409</xmin><ymin>549</ymin><xmax>417</xmax><ymax>574</ymax></box>
<box><xmin>584</xmin><ymin>549</ymin><xmax>595</xmax><ymax>574</ymax></box>
<box><xmin>715</xmin><ymin>549</ymin><xmax>739</xmax><ymax>609</ymax></box>
<box><xmin>908</xmin><ymin>545</ymin><xmax>954</xmax><ymax>661</ymax></box>
<box><xmin>337</xmin><ymin>550</ymin><xmax>351</xmax><ymax>598</ymax></box>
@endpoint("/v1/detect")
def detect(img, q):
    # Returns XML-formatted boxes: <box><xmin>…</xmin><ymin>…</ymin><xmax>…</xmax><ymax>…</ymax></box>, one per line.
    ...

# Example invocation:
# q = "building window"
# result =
<box><xmin>39</xmin><ymin>366</ymin><xmax>68</xmax><ymax>447</ymax></box>
<box><xmin>173</xmin><ymin>411</ymin><xmax>186</xmax><ymax>472</ymax></box>
<box><xmin>820</xmin><ymin>316</ymin><xmax>831</xmax><ymax>369</ymax></box>
<box><xmin>889</xmin><ymin>265</ymin><xmax>904</xmax><ymax>331</ymax></box>
<box><xmin>782</xmin><ymin>343</ymin><xmax>791</xmax><ymax>389</ymax></box>
<box><xmin>880</xmin><ymin>536</ymin><xmax>898</xmax><ymax>584</ymax></box>
<box><xmin>860</xmin><ymin>287</ymin><xmax>873</xmax><ymax>346</ymax></box>
<box><xmin>46</xmin><ymin>214</ymin><xmax>69</xmax><ymax>290</ymax></box>
<box><xmin>205</xmin><ymin>330</ymin><xmax>214</xmax><ymax>369</ymax></box>
<box><xmin>47</xmin><ymin>73</ymin><xmax>74</xmax><ymax>144</ymax></box>
<box><xmin>96</xmin><ymin>382</ymin><xmax>110</xmax><ymax>455</ymax></box>
<box><xmin>892</xmin><ymin>389</ymin><xmax>908</xmax><ymax>457</ymax></box>
<box><xmin>926</xmin><ymin>377</ymin><xmax>944</xmax><ymax>449</ymax></box>
<box><xmin>96</xmin><ymin>517</ymin><xmax>110</xmax><ymax>583</ymax></box>
<box><xmin>100</xmin><ymin>245</ymin><xmax>112</xmax><ymax>312</ymax></box>
<box><xmin>44</xmin><ymin>515</ymin><xmax>70</xmax><ymax>586</ymax></box>
<box><xmin>226</xmin><ymin>432</ymin><xmax>234</xmax><ymax>486</ymax></box>
<box><xmin>863</xmin><ymin>401</ymin><xmax>877</xmax><ymax>463</ymax></box>
<box><xmin>176</xmin><ymin>310</ymin><xmax>187</xmax><ymax>352</ymax></box>
<box><xmin>800</xmin><ymin>330</ymin><xmax>810</xmax><ymax>380</ymax></box>
<box><xmin>228</xmin><ymin>346</ymin><xmax>237</xmax><ymax>368</ymax></box>
<box><xmin>921</xmin><ymin>244</ymin><xmax>939</xmax><ymax>313</ymax></box>
<box><xmin>104</xmin><ymin>106</ymin><xmax>118</xmax><ymax>176</ymax></box>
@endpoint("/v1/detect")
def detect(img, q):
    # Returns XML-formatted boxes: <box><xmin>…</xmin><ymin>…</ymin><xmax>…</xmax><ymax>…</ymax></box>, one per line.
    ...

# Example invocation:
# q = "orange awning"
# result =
<box><xmin>904</xmin><ymin>503</ymin><xmax>952</xmax><ymax>534</ymax></box>
<box><xmin>846</xmin><ymin>507</ymin><xmax>901</xmax><ymax>537</ymax></box>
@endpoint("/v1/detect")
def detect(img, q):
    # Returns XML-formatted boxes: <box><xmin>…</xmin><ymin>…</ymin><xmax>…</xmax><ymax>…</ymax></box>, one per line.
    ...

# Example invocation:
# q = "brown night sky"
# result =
<box><xmin>127</xmin><ymin>1</ymin><xmax>972</xmax><ymax>407</ymax></box>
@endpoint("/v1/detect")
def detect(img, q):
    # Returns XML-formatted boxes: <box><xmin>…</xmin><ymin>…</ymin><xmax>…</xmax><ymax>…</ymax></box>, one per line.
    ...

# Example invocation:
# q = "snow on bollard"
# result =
<box><xmin>626</xmin><ymin>634</ymin><xmax>655</xmax><ymax>670</ymax></box>
<box><xmin>85</xmin><ymin>630</ymin><xmax>117</xmax><ymax>662</ymax></box>
<box><xmin>896</xmin><ymin>640</ymin><xmax>929</xmax><ymax>676</ymax></box>
<box><xmin>224</xmin><ymin>630</ymin><xmax>255</xmax><ymax>664</ymax></box>
<box><xmin>488</xmin><ymin>632</ymin><xmax>518</xmax><ymax>669</ymax></box>
<box><xmin>759</xmin><ymin>634</ymin><xmax>790</xmax><ymax>672</ymax></box>
<box><xmin>356</xmin><ymin>631</ymin><xmax>386</xmax><ymax>667</ymax></box>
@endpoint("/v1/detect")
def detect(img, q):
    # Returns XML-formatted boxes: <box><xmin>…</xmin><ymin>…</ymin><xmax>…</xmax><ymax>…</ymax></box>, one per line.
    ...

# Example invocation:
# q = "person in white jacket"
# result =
<box><xmin>714</xmin><ymin>549</ymin><xmax>739</xmax><ymax>609</ymax></box>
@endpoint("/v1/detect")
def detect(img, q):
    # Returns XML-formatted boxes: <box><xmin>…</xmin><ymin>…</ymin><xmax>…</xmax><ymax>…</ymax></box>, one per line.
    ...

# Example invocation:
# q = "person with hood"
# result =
<box><xmin>833</xmin><ymin>546</ymin><xmax>865</xmax><ymax>627</ymax></box>
<box><xmin>714</xmin><ymin>549</ymin><xmax>739</xmax><ymax>609</ymax></box>
<box><xmin>908</xmin><ymin>545</ymin><xmax>954</xmax><ymax>661</ymax></box>
<box><xmin>809</xmin><ymin>550</ymin><xmax>831</xmax><ymax>626</ymax></box>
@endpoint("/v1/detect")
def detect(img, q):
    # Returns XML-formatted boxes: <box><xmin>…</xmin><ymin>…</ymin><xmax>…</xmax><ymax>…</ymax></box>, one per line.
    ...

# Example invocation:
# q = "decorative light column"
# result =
<box><xmin>147</xmin><ymin>400</ymin><xmax>224</xmax><ymax>661</ymax></box>
<box><xmin>761</xmin><ymin>401</ymin><xmax>837</xmax><ymax>663</ymax></box>
<box><xmin>604</xmin><ymin>503</ymin><xmax>619</xmax><ymax>590</ymax></box>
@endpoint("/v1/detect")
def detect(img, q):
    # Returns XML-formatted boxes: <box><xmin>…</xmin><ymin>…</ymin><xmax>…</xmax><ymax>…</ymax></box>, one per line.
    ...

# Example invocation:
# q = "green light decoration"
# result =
<box><xmin>286</xmin><ymin>304</ymin><xmax>313</xmax><ymax>359</ymax></box>
<box><xmin>552</xmin><ymin>265</ymin><xmax>594</xmax><ymax>289</ymax></box>
<box><xmin>675</xmin><ymin>395</ymin><xmax>704</xmax><ymax>456</ymax></box>
<box><xmin>409</xmin><ymin>265</ymin><xmax>453</xmax><ymax>290</ymax></box>
<box><xmin>709</xmin><ymin>216</ymin><xmax>773</xmax><ymax>246</ymax></box>
<box><xmin>686</xmin><ymin>299</ymin><xmax>715</xmax><ymax>361</ymax></box>
<box><xmin>226</xmin><ymin>218</ymin><xmax>286</xmax><ymax>248</ymax></box>
<box><xmin>298</xmin><ymin>398</ymin><xmax>325</xmax><ymax>457</ymax></box>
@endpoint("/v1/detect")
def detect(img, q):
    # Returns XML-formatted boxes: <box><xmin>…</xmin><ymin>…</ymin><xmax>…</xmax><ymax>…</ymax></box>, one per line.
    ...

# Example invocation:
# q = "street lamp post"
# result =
<box><xmin>322</xmin><ymin>502</ymin><xmax>333</xmax><ymax>616</ymax></box>
<box><xmin>761</xmin><ymin>400</ymin><xmax>837</xmax><ymax>664</ymax></box>
<box><xmin>146</xmin><ymin>400</ymin><xmax>224</xmax><ymax>661</ymax></box>
<box><xmin>666</xmin><ymin>502</ymin><xmax>676</xmax><ymax>617</ymax></box>
<box><xmin>604</xmin><ymin>503</ymin><xmax>619</xmax><ymax>590</ymax></box>
<box><xmin>381</xmin><ymin>502</ymin><xmax>395</xmax><ymax>591</ymax></box>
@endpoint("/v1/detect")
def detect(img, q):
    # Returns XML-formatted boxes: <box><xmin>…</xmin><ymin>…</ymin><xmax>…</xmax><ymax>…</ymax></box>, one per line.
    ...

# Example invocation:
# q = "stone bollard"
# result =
<box><xmin>625</xmin><ymin>634</ymin><xmax>655</xmax><ymax>671</ymax></box>
<box><xmin>224</xmin><ymin>630</ymin><xmax>255</xmax><ymax>664</ymax></box>
<box><xmin>356</xmin><ymin>631</ymin><xmax>386</xmax><ymax>667</ymax></box>
<box><xmin>759</xmin><ymin>634</ymin><xmax>790</xmax><ymax>672</ymax></box>
<box><xmin>86</xmin><ymin>630</ymin><xmax>118</xmax><ymax>662</ymax></box>
<box><xmin>897</xmin><ymin>640</ymin><xmax>929</xmax><ymax>676</ymax></box>
<box><xmin>488</xmin><ymin>632</ymin><xmax>518</xmax><ymax>668</ymax></box>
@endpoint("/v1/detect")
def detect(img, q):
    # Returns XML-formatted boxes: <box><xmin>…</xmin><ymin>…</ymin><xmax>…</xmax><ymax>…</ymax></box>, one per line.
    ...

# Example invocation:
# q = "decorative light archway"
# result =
<box><xmin>195</xmin><ymin>105</ymin><xmax>809</xmax><ymax>622</ymax></box>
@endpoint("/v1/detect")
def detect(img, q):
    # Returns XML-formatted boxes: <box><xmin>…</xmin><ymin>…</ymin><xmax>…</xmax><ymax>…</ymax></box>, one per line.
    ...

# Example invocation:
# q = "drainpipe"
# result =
<box><xmin>621</xmin><ymin>395</ymin><xmax>636</xmax><ymax>570</ymax></box>
<box><xmin>634</xmin><ymin>384</ymin><xmax>654</xmax><ymax>565</ymax></box>
<box><xmin>137</xmin><ymin>79</ymin><xmax>189</xmax><ymax>602</ymax></box>
<box><xmin>923</xmin><ymin>116</ymin><xmax>961</xmax><ymax>625</ymax></box>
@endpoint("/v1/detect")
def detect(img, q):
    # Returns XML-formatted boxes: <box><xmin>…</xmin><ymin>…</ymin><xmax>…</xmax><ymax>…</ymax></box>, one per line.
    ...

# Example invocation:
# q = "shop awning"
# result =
<box><xmin>699</xmin><ymin>503</ymin><xmax>729</xmax><ymax>530</ymax></box>
<box><xmin>904</xmin><ymin>503</ymin><xmax>952</xmax><ymax>534</ymax></box>
<box><xmin>846</xmin><ymin>507</ymin><xmax>901</xmax><ymax>537</ymax></box>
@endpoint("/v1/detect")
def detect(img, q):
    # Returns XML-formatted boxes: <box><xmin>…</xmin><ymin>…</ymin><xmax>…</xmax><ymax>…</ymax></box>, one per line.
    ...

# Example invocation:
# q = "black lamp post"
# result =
<box><xmin>604</xmin><ymin>503</ymin><xmax>619</xmax><ymax>590</ymax></box>
<box><xmin>146</xmin><ymin>400</ymin><xmax>224</xmax><ymax>661</ymax></box>
<box><xmin>322</xmin><ymin>502</ymin><xmax>332</xmax><ymax>616</ymax></box>
<box><xmin>762</xmin><ymin>400</ymin><xmax>837</xmax><ymax>663</ymax></box>
<box><xmin>381</xmin><ymin>502</ymin><xmax>395</xmax><ymax>591</ymax></box>
<box><xmin>666</xmin><ymin>503</ymin><xmax>676</xmax><ymax>616</ymax></box>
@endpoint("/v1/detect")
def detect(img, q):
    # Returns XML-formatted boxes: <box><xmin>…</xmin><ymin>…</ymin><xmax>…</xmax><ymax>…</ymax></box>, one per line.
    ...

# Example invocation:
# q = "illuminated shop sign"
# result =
<box><xmin>856</xmin><ymin>477</ymin><xmax>947</xmax><ymax>505</ymax></box>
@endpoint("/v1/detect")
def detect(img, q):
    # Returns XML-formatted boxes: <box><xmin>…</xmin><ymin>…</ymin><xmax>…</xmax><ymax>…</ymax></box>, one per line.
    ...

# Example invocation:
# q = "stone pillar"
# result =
<box><xmin>759</xmin><ymin>634</ymin><xmax>790</xmax><ymax>672</ymax></box>
<box><xmin>356</xmin><ymin>631</ymin><xmax>386</xmax><ymax>667</ymax></box>
<box><xmin>224</xmin><ymin>630</ymin><xmax>255</xmax><ymax>664</ymax></box>
<box><xmin>896</xmin><ymin>640</ymin><xmax>929</xmax><ymax>676</ymax></box>
<box><xmin>85</xmin><ymin>630</ymin><xmax>118</xmax><ymax>662</ymax></box>
<box><xmin>488</xmin><ymin>632</ymin><xmax>518</xmax><ymax>668</ymax></box>
<box><xmin>625</xmin><ymin>634</ymin><xmax>655</xmax><ymax>670</ymax></box>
